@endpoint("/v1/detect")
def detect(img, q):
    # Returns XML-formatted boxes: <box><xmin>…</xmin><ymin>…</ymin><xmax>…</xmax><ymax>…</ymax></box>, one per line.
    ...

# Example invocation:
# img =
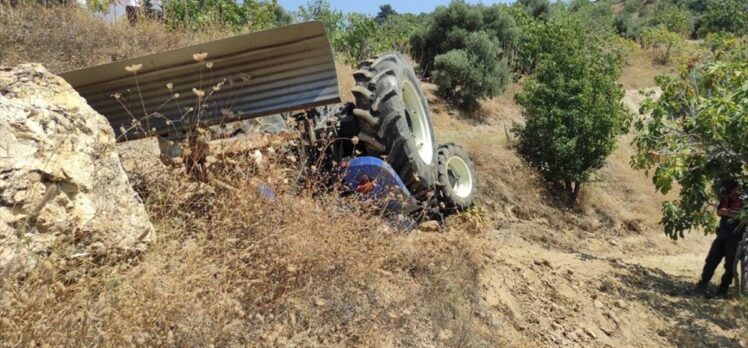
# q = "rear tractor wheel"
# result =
<box><xmin>351</xmin><ymin>52</ymin><xmax>438</xmax><ymax>198</ymax></box>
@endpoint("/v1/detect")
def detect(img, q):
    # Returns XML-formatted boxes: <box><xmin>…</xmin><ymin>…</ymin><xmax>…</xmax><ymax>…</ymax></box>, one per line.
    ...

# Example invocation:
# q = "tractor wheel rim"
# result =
<box><xmin>447</xmin><ymin>155</ymin><xmax>473</xmax><ymax>198</ymax></box>
<box><xmin>402</xmin><ymin>80</ymin><xmax>433</xmax><ymax>165</ymax></box>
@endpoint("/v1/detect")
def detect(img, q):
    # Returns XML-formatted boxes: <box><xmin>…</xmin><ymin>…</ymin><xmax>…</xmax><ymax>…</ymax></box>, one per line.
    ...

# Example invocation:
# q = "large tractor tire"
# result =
<box><xmin>351</xmin><ymin>52</ymin><xmax>438</xmax><ymax>197</ymax></box>
<box><xmin>436</xmin><ymin>143</ymin><xmax>476</xmax><ymax>211</ymax></box>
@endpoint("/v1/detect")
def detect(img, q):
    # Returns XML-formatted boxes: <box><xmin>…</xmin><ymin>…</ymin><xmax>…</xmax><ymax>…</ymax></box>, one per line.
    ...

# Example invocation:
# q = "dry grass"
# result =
<box><xmin>0</xmin><ymin>5</ymin><xmax>232</xmax><ymax>73</ymax></box>
<box><xmin>4</xmin><ymin>6</ymin><xmax>745</xmax><ymax>346</ymax></box>
<box><xmin>618</xmin><ymin>43</ymin><xmax>706</xmax><ymax>91</ymax></box>
<box><xmin>0</xmin><ymin>148</ymin><xmax>504</xmax><ymax>346</ymax></box>
<box><xmin>426</xmin><ymin>69</ymin><xmax>675</xmax><ymax>254</ymax></box>
<box><xmin>0</xmin><ymin>8</ymin><xmax>506</xmax><ymax>346</ymax></box>
<box><xmin>336</xmin><ymin>60</ymin><xmax>356</xmax><ymax>104</ymax></box>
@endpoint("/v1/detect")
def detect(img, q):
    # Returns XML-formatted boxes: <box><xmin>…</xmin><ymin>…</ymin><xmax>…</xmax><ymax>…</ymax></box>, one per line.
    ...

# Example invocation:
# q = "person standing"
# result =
<box><xmin>145</xmin><ymin>0</ymin><xmax>163</xmax><ymax>22</ymax></box>
<box><xmin>124</xmin><ymin>0</ymin><xmax>140</xmax><ymax>25</ymax></box>
<box><xmin>694</xmin><ymin>179</ymin><xmax>746</xmax><ymax>298</ymax></box>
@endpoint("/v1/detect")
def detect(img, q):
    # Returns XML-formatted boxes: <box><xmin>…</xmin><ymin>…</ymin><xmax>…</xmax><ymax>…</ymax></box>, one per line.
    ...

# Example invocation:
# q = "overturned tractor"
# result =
<box><xmin>60</xmin><ymin>21</ymin><xmax>476</xmax><ymax>223</ymax></box>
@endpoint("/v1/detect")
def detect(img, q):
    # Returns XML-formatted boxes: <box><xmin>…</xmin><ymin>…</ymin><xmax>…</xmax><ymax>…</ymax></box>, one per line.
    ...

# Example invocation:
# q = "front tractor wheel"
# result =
<box><xmin>351</xmin><ymin>52</ymin><xmax>438</xmax><ymax>198</ymax></box>
<box><xmin>436</xmin><ymin>143</ymin><xmax>476</xmax><ymax>211</ymax></box>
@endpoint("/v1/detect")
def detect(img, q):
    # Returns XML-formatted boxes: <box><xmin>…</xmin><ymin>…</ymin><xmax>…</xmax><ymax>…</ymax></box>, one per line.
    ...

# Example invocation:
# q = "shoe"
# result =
<box><xmin>690</xmin><ymin>281</ymin><xmax>709</xmax><ymax>298</ymax></box>
<box><xmin>711</xmin><ymin>285</ymin><xmax>730</xmax><ymax>299</ymax></box>
<box><xmin>706</xmin><ymin>291</ymin><xmax>729</xmax><ymax>300</ymax></box>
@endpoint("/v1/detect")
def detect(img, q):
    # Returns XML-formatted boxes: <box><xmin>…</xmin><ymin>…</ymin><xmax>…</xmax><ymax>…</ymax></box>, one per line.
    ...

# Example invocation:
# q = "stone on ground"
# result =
<box><xmin>0</xmin><ymin>64</ymin><xmax>154</xmax><ymax>273</ymax></box>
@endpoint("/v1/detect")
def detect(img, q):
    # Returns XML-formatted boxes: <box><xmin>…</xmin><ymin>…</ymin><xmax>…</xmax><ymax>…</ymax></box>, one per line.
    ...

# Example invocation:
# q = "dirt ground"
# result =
<box><xmin>427</xmin><ymin>71</ymin><xmax>748</xmax><ymax>346</ymax></box>
<box><xmin>110</xmin><ymin>59</ymin><xmax>748</xmax><ymax>347</ymax></box>
<box><xmin>3</xmin><ymin>21</ymin><xmax>745</xmax><ymax>342</ymax></box>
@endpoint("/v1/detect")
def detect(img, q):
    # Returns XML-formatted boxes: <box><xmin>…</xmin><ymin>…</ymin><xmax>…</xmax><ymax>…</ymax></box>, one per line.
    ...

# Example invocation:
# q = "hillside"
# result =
<box><xmin>4</xmin><ymin>51</ymin><xmax>744</xmax><ymax>347</ymax></box>
<box><xmin>426</xmin><ymin>63</ymin><xmax>747</xmax><ymax>346</ymax></box>
<box><xmin>2</xmin><ymin>3</ymin><xmax>747</xmax><ymax>348</ymax></box>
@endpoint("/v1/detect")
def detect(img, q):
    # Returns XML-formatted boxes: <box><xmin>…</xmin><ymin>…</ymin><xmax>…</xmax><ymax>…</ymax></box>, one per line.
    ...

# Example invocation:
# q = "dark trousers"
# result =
<box><xmin>126</xmin><ymin>6</ymin><xmax>139</xmax><ymax>25</ymax></box>
<box><xmin>700</xmin><ymin>226</ymin><xmax>744</xmax><ymax>292</ymax></box>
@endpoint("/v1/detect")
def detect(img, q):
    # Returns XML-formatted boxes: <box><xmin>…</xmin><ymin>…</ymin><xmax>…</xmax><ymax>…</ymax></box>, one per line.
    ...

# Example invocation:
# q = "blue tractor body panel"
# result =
<box><xmin>340</xmin><ymin>157</ymin><xmax>414</xmax><ymax>202</ymax></box>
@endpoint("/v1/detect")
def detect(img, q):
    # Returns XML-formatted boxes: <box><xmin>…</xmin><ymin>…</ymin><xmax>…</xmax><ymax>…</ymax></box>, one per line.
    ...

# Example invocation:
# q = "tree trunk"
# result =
<box><xmin>571</xmin><ymin>181</ymin><xmax>581</xmax><ymax>204</ymax></box>
<box><xmin>183</xmin><ymin>0</ymin><xmax>189</xmax><ymax>30</ymax></box>
<box><xmin>564</xmin><ymin>180</ymin><xmax>581</xmax><ymax>205</ymax></box>
<box><xmin>664</xmin><ymin>42</ymin><xmax>672</xmax><ymax>64</ymax></box>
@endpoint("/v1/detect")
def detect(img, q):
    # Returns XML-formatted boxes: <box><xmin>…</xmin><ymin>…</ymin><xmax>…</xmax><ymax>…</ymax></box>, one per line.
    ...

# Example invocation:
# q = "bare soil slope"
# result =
<box><xmin>1</xmin><ymin>7</ymin><xmax>745</xmax><ymax>343</ymax></box>
<box><xmin>428</xmin><ymin>68</ymin><xmax>747</xmax><ymax>346</ymax></box>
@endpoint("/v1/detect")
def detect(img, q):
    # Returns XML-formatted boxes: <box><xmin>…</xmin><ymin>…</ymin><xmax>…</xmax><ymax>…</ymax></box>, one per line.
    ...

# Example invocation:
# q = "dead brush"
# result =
<box><xmin>1</xmin><ymin>127</ymin><xmax>502</xmax><ymax>346</ymax></box>
<box><xmin>0</xmin><ymin>13</ymin><xmax>503</xmax><ymax>344</ymax></box>
<box><xmin>0</xmin><ymin>4</ymin><xmax>232</xmax><ymax>73</ymax></box>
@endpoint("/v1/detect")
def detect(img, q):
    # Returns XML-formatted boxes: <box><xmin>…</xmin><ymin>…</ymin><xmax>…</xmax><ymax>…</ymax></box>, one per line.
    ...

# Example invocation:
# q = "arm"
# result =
<box><xmin>717</xmin><ymin>197</ymin><xmax>740</xmax><ymax>217</ymax></box>
<box><xmin>718</xmin><ymin>207</ymin><xmax>734</xmax><ymax>217</ymax></box>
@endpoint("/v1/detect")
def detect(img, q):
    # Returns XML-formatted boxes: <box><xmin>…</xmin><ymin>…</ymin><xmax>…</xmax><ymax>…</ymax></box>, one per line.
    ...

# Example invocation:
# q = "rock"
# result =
<box><xmin>614</xmin><ymin>299</ymin><xmax>628</xmax><ymax>309</ymax></box>
<box><xmin>609</xmin><ymin>240</ymin><xmax>619</xmax><ymax>246</ymax></box>
<box><xmin>599</xmin><ymin>325</ymin><xmax>615</xmax><ymax>336</ymax></box>
<box><xmin>0</xmin><ymin>64</ymin><xmax>155</xmax><ymax>273</ymax></box>
<box><xmin>533</xmin><ymin>259</ymin><xmax>553</xmax><ymax>268</ymax></box>
<box><xmin>583</xmin><ymin>327</ymin><xmax>597</xmax><ymax>339</ymax></box>
<box><xmin>572</xmin><ymin>329</ymin><xmax>587</xmax><ymax>342</ymax></box>
<box><xmin>418</xmin><ymin>220</ymin><xmax>441</xmax><ymax>232</ymax></box>
<box><xmin>438</xmin><ymin>329</ymin><xmax>453</xmax><ymax>341</ymax></box>
<box><xmin>605</xmin><ymin>311</ymin><xmax>621</xmax><ymax>325</ymax></box>
<box><xmin>593</xmin><ymin>300</ymin><xmax>604</xmax><ymax>309</ymax></box>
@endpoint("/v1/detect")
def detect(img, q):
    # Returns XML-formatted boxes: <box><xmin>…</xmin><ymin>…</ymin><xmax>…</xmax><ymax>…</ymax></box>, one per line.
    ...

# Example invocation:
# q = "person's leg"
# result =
<box><xmin>717</xmin><ymin>231</ymin><xmax>742</xmax><ymax>295</ymax></box>
<box><xmin>126</xmin><ymin>6</ymin><xmax>138</xmax><ymax>25</ymax></box>
<box><xmin>699</xmin><ymin>232</ymin><xmax>727</xmax><ymax>287</ymax></box>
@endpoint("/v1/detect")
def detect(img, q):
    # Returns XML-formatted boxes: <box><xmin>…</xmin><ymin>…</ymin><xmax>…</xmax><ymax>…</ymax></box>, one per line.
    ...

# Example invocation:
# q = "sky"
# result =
<box><xmin>277</xmin><ymin>0</ymin><xmax>514</xmax><ymax>15</ymax></box>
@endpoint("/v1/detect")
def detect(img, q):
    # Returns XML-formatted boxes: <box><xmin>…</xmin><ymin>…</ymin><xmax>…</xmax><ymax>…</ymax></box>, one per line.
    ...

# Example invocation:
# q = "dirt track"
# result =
<box><xmin>112</xmin><ymin>79</ymin><xmax>747</xmax><ymax>347</ymax></box>
<box><xmin>431</xmin><ymin>84</ymin><xmax>747</xmax><ymax>347</ymax></box>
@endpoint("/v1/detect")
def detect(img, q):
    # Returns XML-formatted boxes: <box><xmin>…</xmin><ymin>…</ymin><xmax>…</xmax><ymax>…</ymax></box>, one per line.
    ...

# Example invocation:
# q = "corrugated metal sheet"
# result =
<box><xmin>60</xmin><ymin>21</ymin><xmax>340</xmax><ymax>142</ymax></box>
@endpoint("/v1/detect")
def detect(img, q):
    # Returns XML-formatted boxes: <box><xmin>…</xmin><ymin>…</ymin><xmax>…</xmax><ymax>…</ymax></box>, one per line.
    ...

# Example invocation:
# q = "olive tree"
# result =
<box><xmin>641</xmin><ymin>26</ymin><xmax>685</xmax><ymax>64</ymax></box>
<box><xmin>513</xmin><ymin>18</ymin><xmax>631</xmax><ymax>204</ymax></box>
<box><xmin>632</xmin><ymin>35</ymin><xmax>748</xmax><ymax>240</ymax></box>
<box><xmin>431</xmin><ymin>31</ymin><xmax>510</xmax><ymax>108</ymax></box>
<box><xmin>410</xmin><ymin>1</ymin><xmax>517</xmax><ymax>108</ymax></box>
<box><xmin>698</xmin><ymin>0</ymin><xmax>748</xmax><ymax>37</ymax></box>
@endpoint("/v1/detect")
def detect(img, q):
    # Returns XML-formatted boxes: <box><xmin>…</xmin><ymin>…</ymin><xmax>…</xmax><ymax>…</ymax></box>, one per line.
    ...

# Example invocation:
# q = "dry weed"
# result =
<box><xmin>0</xmin><ymin>5</ymin><xmax>232</xmax><ymax>73</ymax></box>
<box><xmin>0</xmin><ymin>143</ymin><xmax>502</xmax><ymax>346</ymax></box>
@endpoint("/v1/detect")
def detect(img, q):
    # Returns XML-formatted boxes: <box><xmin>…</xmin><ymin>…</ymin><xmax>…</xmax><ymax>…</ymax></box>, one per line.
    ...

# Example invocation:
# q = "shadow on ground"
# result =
<box><xmin>612</xmin><ymin>260</ymin><xmax>743</xmax><ymax>348</ymax></box>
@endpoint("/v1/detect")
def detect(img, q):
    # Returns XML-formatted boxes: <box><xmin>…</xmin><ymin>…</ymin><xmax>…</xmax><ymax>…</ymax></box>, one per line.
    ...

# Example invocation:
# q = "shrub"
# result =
<box><xmin>375</xmin><ymin>4</ymin><xmax>397</xmax><ymax>23</ymax></box>
<box><xmin>614</xmin><ymin>1</ymin><xmax>693</xmax><ymax>41</ymax></box>
<box><xmin>647</xmin><ymin>2</ymin><xmax>693</xmax><ymax>37</ymax></box>
<box><xmin>333</xmin><ymin>12</ymin><xmax>424</xmax><ymax>63</ymax></box>
<box><xmin>432</xmin><ymin>32</ymin><xmax>510</xmax><ymax>108</ymax></box>
<box><xmin>517</xmin><ymin>0</ymin><xmax>551</xmax><ymax>20</ymax></box>
<box><xmin>615</xmin><ymin>12</ymin><xmax>644</xmax><ymax>40</ymax></box>
<box><xmin>295</xmin><ymin>0</ymin><xmax>344</xmax><ymax>39</ymax></box>
<box><xmin>512</xmin><ymin>18</ymin><xmax>630</xmax><ymax>204</ymax></box>
<box><xmin>641</xmin><ymin>26</ymin><xmax>685</xmax><ymax>64</ymax></box>
<box><xmin>567</xmin><ymin>0</ymin><xmax>616</xmax><ymax>35</ymax></box>
<box><xmin>163</xmin><ymin>0</ymin><xmax>289</xmax><ymax>31</ymax></box>
<box><xmin>698</xmin><ymin>0</ymin><xmax>748</xmax><ymax>37</ymax></box>
<box><xmin>410</xmin><ymin>1</ymin><xmax>517</xmax><ymax>108</ymax></box>
<box><xmin>632</xmin><ymin>35</ymin><xmax>748</xmax><ymax>239</ymax></box>
<box><xmin>296</xmin><ymin>0</ymin><xmax>423</xmax><ymax>63</ymax></box>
